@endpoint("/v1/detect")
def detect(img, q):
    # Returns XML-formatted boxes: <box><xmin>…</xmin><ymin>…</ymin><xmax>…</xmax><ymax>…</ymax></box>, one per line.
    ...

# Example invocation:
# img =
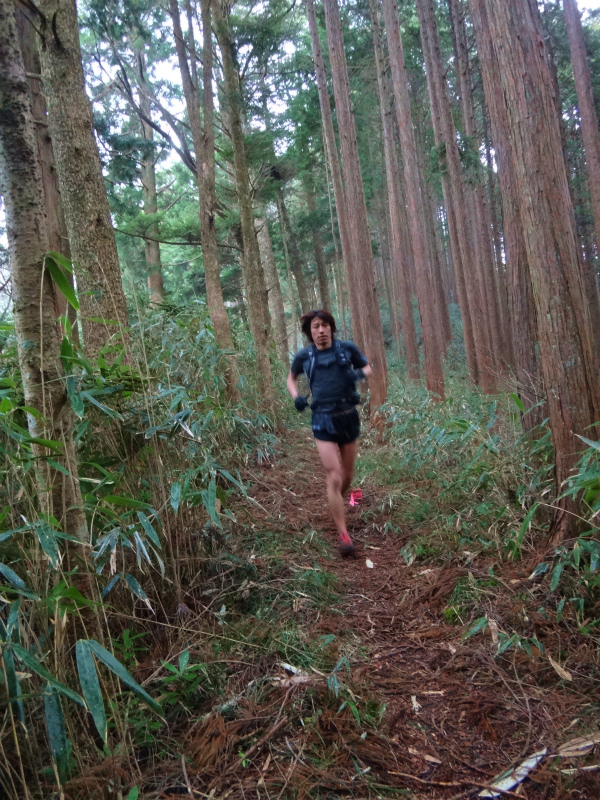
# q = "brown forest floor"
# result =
<box><xmin>124</xmin><ymin>429</ymin><xmax>600</xmax><ymax>800</ymax></box>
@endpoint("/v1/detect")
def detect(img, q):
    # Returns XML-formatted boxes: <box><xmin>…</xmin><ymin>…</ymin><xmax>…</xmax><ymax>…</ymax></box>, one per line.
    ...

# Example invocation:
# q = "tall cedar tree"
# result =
<box><xmin>214</xmin><ymin>0</ymin><xmax>274</xmax><ymax>411</ymax></box>
<box><xmin>38</xmin><ymin>0</ymin><xmax>129</xmax><ymax>361</ymax></box>
<box><xmin>137</xmin><ymin>51</ymin><xmax>165</xmax><ymax>304</ymax></box>
<box><xmin>305</xmin><ymin>0</ymin><xmax>365</xmax><ymax>350</ymax></box>
<box><xmin>468</xmin><ymin>0</ymin><xmax>544</xmax><ymax>432</ymax></box>
<box><xmin>0</xmin><ymin>0</ymin><xmax>87</xmax><ymax>540</ymax></box>
<box><xmin>474</xmin><ymin>0</ymin><xmax>600</xmax><ymax>535</ymax></box>
<box><xmin>169</xmin><ymin>0</ymin><xmax>240</xmax><ymax>398</ymax></box>
<box><xmin>256</xmin><ymin>216</ymin><xmax>289</xmax><ymax>363</ymax></box>
<box><xmin>15</xmin><ymin>4</ymin><xmax>78</xmax><ymax>337</ymax></box>
<box><xmin>382</xmin><ymin>0</ymin><xmax>446</xmax><ymax>399</ymax></box>
<box><xmin>322</xmin><ymin>0</ymin><xmax>388</xmax><ymax>407</ymax></box>
<box><xmin>562</xmin><ymin>0</ymin><xmax>600</xmax><ymax>332</ymax></box>
<box><xmin>416</xmin><ymin>0</ymin><xmax>497</xmax><ymax>392</ymax></box>
<box><xmin>369</xmin><ymin>0</ymin><xmax>420</xmax><ymax>381</ymax></box>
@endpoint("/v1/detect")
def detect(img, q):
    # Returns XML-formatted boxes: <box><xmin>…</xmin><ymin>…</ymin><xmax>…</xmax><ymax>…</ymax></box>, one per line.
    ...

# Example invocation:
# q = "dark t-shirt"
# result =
<box><xmin>290</xmin><ymin>340</ymin><xmax>368</xmax><ymax>411</ymax></box>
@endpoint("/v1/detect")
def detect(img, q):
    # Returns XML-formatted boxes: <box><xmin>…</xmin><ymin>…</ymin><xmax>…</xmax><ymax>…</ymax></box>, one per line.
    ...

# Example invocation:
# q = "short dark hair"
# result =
<box><xmin>300</xmin><ymin>309</ymin><xmax>337</xmax><ymax>343</ymax></box>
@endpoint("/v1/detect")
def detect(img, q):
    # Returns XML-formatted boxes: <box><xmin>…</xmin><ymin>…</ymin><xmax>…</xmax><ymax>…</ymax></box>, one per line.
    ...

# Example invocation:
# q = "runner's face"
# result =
<box><xmin>311</xmin><ymin>317</ymin><xmax>332</xmax><ymax>349</ymax></box>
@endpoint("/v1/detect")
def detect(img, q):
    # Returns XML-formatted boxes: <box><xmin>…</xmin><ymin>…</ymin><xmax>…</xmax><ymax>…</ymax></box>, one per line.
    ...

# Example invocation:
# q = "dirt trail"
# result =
<box><xmin>245</xmin><ymin>429</ymin><xmax>600</xmax><ymax>799</ymax></box>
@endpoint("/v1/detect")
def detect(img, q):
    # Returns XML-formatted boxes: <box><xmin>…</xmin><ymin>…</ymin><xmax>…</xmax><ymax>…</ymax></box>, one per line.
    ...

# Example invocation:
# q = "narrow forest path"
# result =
<box><xmin>219</xmin><ymin>427</ymin><xmax>600</xmax><ymax>800</ymax></box>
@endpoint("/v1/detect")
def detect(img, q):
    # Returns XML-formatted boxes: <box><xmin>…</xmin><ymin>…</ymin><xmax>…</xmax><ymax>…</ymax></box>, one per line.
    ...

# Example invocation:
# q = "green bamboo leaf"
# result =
<box><xmin>124</xmin><ymin>574</ymin><xmax>152</xmax><ymax>609</ymax></box>
<box><xmin>80</xmin><ymin>391</ymin><xmax>123</xmax><ymax>421</ymax></box>
<box><xmin>85</xmin><ymin>640</ymin><xmax>162</xmax><ymax>715</ymax></box>
<box><xmin>103</xmin><ymin>495</ymin><xmax>154</xmax><ymax>510</ymax></box>
<box><xmin>44</xmin><ymin>687</ymin><xmax>70</xmax><ymax>785</ymax></box>
<box><xmin>76</xmin><ymin>641</ymin><xmax>107</xmax><ymax>744</ymax></box>
<box><xmin>11</xmin><ymin>644</ymin><xmax>84</xmax><ymax>706</ymax></box>
<box><xmin>0</xmin><ymin>563</ymin><xmax>27</xmax><ymax>590</ymax></box>
<box><xmin>136</xmin><ymin>512</ymin><xmax>161</xmax><ymax>548</ymax></box>
<box><xmin>25</xmin><ymin>436</ymin><xmax>64</xmax><ymax>453</ymax></box>
<box><xmin>550</xmin><ymin>563</ymin><xmax>564</xmax><ymax>592</ymax></box>
<box><xmin>201</xmin><ymin>479</ymin><xmax>221</xmax><ymax>528</ymax></box>
<box><xmin>463</xmin><ymin>616</ymin><xmax>488</xmax><ymax>640</ymax></box>
<box><xmin>576</xmin><ymin>434</ymin><xmax>600</xmax><ymax>452</ymax></box>
<box><xmin>170</xmin><ymin>482</ymin><xmax>182</xmax><ymax>514</ymax></box>
<box><xmin>6</xmin><ymin>599</ymin><xmax>21</xmax><ymax>639</ymax></box>
<box><xmin>3</xmin><ymin>649</ymin><xmax>24</xmax><ymax>722</ymax></box>
<box><xmin>46</xmin><ymin>250</ymin><xmax>74</xmax><ymax>274</ymax></box>
<box><xmin>509</xmin><ymin>393</ymin><xmax>525</xmax><ymax>413</ymax></box>
<box><xmin>35</xmin><ymin>522</ymin><xmax>61</xmax><ymax>569</ymax></box>
<box><xmin>45</xmin><ymin>253</ymin><xmax>79</xmax><ymax>311</ymax></box>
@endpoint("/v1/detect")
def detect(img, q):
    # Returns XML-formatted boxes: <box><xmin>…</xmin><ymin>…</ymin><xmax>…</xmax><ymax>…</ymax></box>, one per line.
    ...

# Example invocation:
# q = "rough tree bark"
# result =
<box><xmin>563</xmin><ymin>0</ymin><xmax>600</xmax><ymax>331</ymax></box>
<box><xmin>447</xmin><ymin>0</ymin><xmax>507</xmax><ymax>369</ymax></box>
<box><xmin>0</xmin><ymin>0</ymin><xmax>87</xmax><ymax>540</ymax></box>
<box><xmin>256</xmin><ymin>215</ymin><xmax>288</xmax><ymax>364</ymax></box>
<box><xmin>37</xmin><ymin>0</ymin><xmax>129</xmax><ymax>361</ymax></box>
<box><xmin>382</xmin><ymin>0</ymin><xmax>446</xmax><ymax>399</ymax></box>
<box><xmin>369</xmin><ymin>0</ymin><xmax>420</xmax><ymax>380</ymax></box>
<box><xmin>322</xmin><ymin>0</ymin><xmax>388</xmax><ymax>407</ymax></box>
<box><xmin>305</xmin><ymin>0</ymin><xmax>364</xmax><ymax>349</ymax></box>
<box><xmin>15</xmin><ymin>4</ymin><xmax>77</xmax><ymax>337</ymax></box>
<box><xmin>214</xmin><ymin>0</ymin><xmax>273</xmax><ymax>410</ymax></box>
<box><xmin>170</xmin><ymin>0</ymin><xmax>239</xmax><ymax>398</ymax></box>
<box><xmin>417</xmin><ymin>0</ymin><xmax>496</xmax><ymax>392</ymax></box>
<box><xmin>469</xmin><ymin>0</ymin><xmax>543</xmax><ymax>433</ymax></box>
<box><xmin>475</xmin><ymin>0</ymin><xmax>600</xmax><ymax>534</ymax></box>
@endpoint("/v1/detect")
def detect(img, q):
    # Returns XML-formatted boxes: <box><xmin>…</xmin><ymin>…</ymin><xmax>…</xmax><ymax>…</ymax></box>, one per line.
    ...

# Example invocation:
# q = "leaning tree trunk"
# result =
<box><xmin>382</xmin><ymin>0</ymin><xmax>446</xmax><ymax>399</ymax></box>
<box><xmin>37</xmin><ymin>0</ymin><xmax>129</xmax><ymax>361</ymax></box>
<box><xmin>476</xmin><ymin>0</ymin><xmax>600</xmax><ymax>536</ymax></box>
<box><xmin>0</xmin><ymin>0</ymin><xmax>87</xmax><ymax>541</ymax></box>
<box><xmin>369</xmin><ymin>0</ymin><xmax>420</xmax><ymax>380</ymax></box>
<box><xmin>276</xmin><ymin>191</ymin><xmax>311</xmax><ymax>313</ymax></box>
<box><xmin>214</xmin><ymin>0</ymin><xmax>273</xmax><ymax>410</ymax></box>
<box><xmin>169</xmin><ymin>0</ymin><xmax>239</xmax><ymax>398</ymax></box>
<box><xmin>562</xmin><ymin>0</ymin><xmax>600</xmax><ymax>332</ymax></box>
<box><xmin>303</xmin><ymin>178</ymin><xmax>332</xmax><ymax>311</ymax></box>
<box><xmin>322</xmin><ymin>0</ymin><xmax>388</xmax><ymax>408</ymax></box>
<box><xmin>256</xmin><ymin>215</ymin><xmax>289</xmax><ymax>364</ymax></box>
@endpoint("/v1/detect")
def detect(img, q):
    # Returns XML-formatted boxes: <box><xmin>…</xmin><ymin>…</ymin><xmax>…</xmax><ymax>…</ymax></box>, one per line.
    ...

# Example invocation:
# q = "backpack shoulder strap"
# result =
<box><xmin>306</xmin><ymin>345</ymin><xmax>318</xmax><ymax>390</ymax></box>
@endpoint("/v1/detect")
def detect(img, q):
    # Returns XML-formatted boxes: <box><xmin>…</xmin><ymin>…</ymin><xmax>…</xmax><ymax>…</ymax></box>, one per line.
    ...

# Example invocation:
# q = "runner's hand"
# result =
<box><xmin>349</xmin><ymin>368</ymin><xmax>367</xmax><ymax>382</ymax></box>
<box><xmin>294</xmin><ymin>396</ymin><xmax>309</xmax><ymax>412</ymax></box>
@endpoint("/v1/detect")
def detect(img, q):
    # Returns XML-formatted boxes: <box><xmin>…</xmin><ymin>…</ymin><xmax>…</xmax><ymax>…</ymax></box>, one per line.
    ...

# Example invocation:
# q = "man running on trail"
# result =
<box><xmin>287</xmin><ymin>310</ymin><xmax>372</xmax><ymax>557</ymax></box>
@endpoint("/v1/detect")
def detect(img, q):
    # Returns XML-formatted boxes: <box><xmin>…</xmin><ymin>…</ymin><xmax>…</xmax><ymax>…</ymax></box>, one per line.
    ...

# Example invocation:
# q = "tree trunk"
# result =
<box><xmin>137</xmin><ymin>53</ymin><xmax>164</xmax><ymax>305</ymax></box>
<box><xmin>469</xmin><ymin>0</ymin><xmax>543</xmax><ymax>433</ymax></box>
<box><xmin>170</xmin><ymin>0</ymin><xmax>239</xmax><ymax>398</ymax></box>
<box><xmin>381</xmin><ymin>0</ymin><xmax>446</xmax><ymax>399</ymax></box>
<box><xmin>15</xmin><ymin>4</ymin><xmax>77</xmax><ymax>339</ymax></box>
<box><xmin>370</xmin><ymin>0</ymin><xmax>420</xmax><ymax>379</ymax></box>
<box><xmin>305</xmin><ymin>0</ymin><xmax>364</xmax><ymax>349</ymax></box>
<box><xmin>303</xmin><ymin>179</ymin><xmax>332</xmax><ymax>310</ymax></box>
<box><xmin>214</xmin><ymin>0</ymin><xmax>273</xmax><ymax>410</ymax></box>
<box><xmin>0</xmin><ymin>0</ymin><xmax>87</xmax><ymax>540</ymax></box>
<box><xmin>276</xmin><ymin>191</ymin><xmax>311</xmax><ymax>313</ymax></box>
<box><xmin>322</xmin><ymin>0</ymin><xmax>388</xmax><ymax>408</ymax></box>
<box><xmin>447</xmin><ymin>0</ymin><xmax>507</xmax><ymax>370</ymax></box>
<box><xmin>475</xmin><ymin>0</ymin><xmax>600</xmax><ymax>534</ymax></box>
<box><xmin>37</xmin><ymin>0</ymin><xmax>129</xmax><ymax>361</ymax></box>
<box><xmin>417</xmin><ymin>0</ymin><xmax>497</xmax><ymax>392</ymax></box>
<box><xmin>256</xmin><ymin>215</ymin><xmax>288</xmax><ymax>364</ymax></box>
<box><xmin>563</xmin><ymin>0</ymin><xmax>600</xmax><ymax>332</ymax></box>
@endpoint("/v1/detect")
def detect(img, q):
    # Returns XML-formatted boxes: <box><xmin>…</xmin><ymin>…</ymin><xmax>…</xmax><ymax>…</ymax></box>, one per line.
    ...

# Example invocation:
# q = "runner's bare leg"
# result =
<box><xmin>314</xmin><ymin>439</ymin><xmax>346</xmax><ymax>535</ymax></box>
<box><xmin>339</xmin><ymin>439</ymin><xmax>359</xmax><ymax>496</ymax></box>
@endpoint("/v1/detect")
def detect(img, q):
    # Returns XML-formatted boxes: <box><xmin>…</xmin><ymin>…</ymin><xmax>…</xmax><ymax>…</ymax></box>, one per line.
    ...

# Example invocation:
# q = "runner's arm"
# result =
<box><xmin>287</xmin><ymin>371</ymin><xmax>300</xmax><ymax>399</ymax></box>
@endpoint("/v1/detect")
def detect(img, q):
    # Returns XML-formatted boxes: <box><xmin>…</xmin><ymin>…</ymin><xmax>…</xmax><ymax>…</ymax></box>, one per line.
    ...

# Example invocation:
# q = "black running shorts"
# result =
<box><xmin>312</xmin><ymin>408</ymin><xmax>360</xmax><ymax>445</ymax></box>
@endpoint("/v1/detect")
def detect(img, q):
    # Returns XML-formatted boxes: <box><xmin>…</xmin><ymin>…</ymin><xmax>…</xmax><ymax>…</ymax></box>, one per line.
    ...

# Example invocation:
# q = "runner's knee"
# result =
<box><xmin>326</xmin><ymin>469</ymin><xmax>343</xmax><ymax>493</ymax></box>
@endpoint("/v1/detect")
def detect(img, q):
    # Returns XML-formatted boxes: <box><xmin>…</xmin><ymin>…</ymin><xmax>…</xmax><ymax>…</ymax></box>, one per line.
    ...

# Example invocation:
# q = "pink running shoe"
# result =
<box><xmin>338</xmin><ymin>531</ymin><xmax>355</xmax><ymax>557</ymax></box>
<box><xmin>349</xmin><ymin>489</ymin><xmax>363</xmax><ymax>507</ymax></box>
